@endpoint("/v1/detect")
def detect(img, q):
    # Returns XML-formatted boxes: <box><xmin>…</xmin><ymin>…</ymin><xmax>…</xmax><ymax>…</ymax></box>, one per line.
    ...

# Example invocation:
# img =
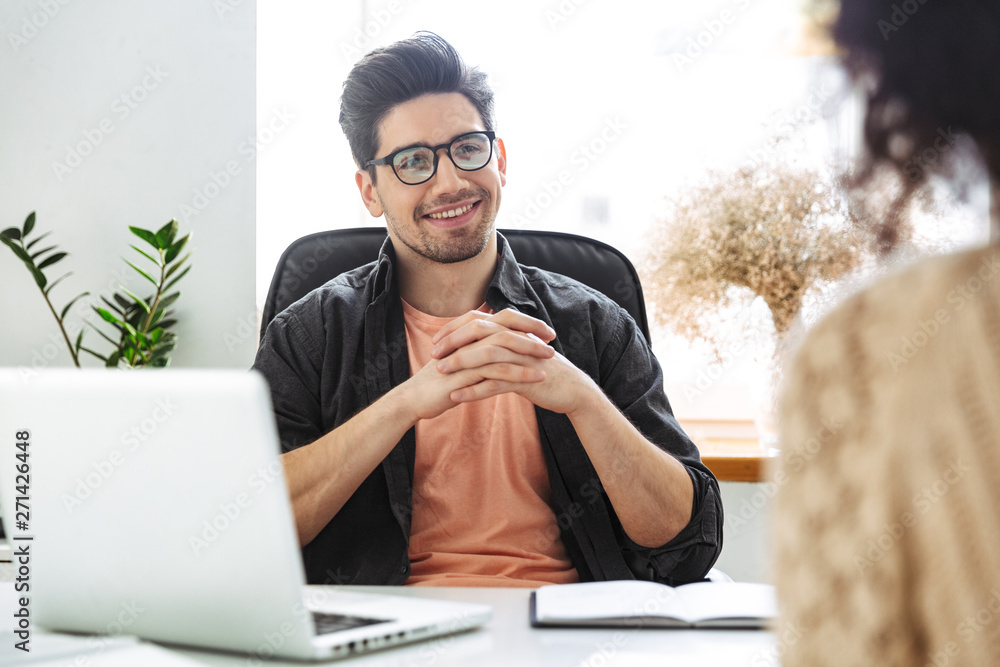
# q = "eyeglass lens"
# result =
<box><xmin>393</xmin><ymin>133</ymin><xmax>492</xmax><ymax>184</ymax></box>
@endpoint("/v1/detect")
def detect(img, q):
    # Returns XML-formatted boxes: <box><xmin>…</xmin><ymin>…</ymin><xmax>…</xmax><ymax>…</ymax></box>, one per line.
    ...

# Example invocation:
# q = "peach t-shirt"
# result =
<box><xmin>401</xmin><ymin>300</ymin><xmax>579</xmax><ymax>587</ymax></box>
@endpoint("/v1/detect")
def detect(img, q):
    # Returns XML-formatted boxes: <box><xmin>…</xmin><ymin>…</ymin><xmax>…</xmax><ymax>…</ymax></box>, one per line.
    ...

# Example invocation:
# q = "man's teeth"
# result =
<box><xmin>427</xmin><ymin>203</ymin><xmax>474</xmax><ymax>219</ymax></box>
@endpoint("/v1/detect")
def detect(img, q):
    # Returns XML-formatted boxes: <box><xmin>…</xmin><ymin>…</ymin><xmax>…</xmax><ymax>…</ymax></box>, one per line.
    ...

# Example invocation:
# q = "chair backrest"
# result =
<box><xmin>260</xmin><ymin>228</ymin><xmax>650</xmax><ymax>344</ymax></box>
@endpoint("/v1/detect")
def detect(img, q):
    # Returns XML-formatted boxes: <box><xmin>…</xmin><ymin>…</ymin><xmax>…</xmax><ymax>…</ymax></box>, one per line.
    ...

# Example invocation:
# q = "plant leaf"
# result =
<box><xmin>22</xmin><ymin>212</ymin><xmax>35</xmax><ymax>237</ymax></box>
<box><xmin>150</xmin><ymin>328</ymin><xmax>163</xmax><ymax>344</ymax></box>
<box><xmin>162</xmin><ymin>265</ymin><xmax>191</xmax><ymax>292</ymax></box>
<box><xmin>105</xmin><ymin>350</ymin><xmax>122</xmax><ymax>368</ymax></box>
<box><xmin>59</xmin><ymin>292</ymin><xmax>90</xmax><ymax>321</ymax></box>
<box><xmin>100</xmin><ymin>295</ymin><xmax>125</xmax><ymax>316</ymax></box>
<box><xmin>164</xmin><ymin>252</ymin><xmax>191</xmax><ymax>278</ymax></box>
<box><xmin>129</xmin><ymin>226</ymin><xmax>159</xmax><ymax>247</ymax></box>
<box><xmin>164</xmin><ymin>233</ymin><xmax>190</xmax><ymax>264</ymax></box>
<box><xmin>130</xmin><ymin>244</ymin><xmax>162</xmax><ymax>267</ymax></box>
<box><xmin>79</xmin><ymin>346</ymin><xmax>108</xmax><ymax>363</ymax></box>
<box><xmin>124</xmin><ymin>260</ymin><xmax>158</xmax><ymax>287</ymax></box>
<box><xmin>30</xmin><ymin>245</ymin><xmax>57</xmax><ymax>261</ymax></box>
<box><xmin>85</xmin><ymin>320</ymin><xmax>120</xmax><ymax>346</ymax></box>
<box><xmin>25</xmin><ymin>231</ymin><xmax>53</xmax><ymax>251</ymax></box>
<box><xmin>6</xmin><ymin>241</ymin><xmax>32</xmax><ymax>264</ymax></box>
<box><xmin>157</xmin><ymin>292</ymin><xmax>181</xmax><ymax>310</ymax></box>
<box><xmin>1</xmin><ymin>227</ymin><xmax>21</xmax><ymax>241</ymax></box>
<box><xmin>120</xmin><ymin>287</ymin><xmax>151</xmax><ymax>314</ymax></box>
<box><xmin>113</xmin><ymin>292</ymin><xmax>133</xmax><ymax>311</ymax></box>
<box><xmin>122</xmin><ymin>321</ymin><xmax>138</xmax><ymax>338</ymax></box>
<box><xmin>29</xmin><ymin>266</ymin><xmax>46</xmax><ymax>290</ymax></box>
<box><xmin>37</xmin><ymin>251</ymin><xmax>67</xmax><ymax>270</ymax></box>
<box><xmin>154</xmin><ymin>220</ymin><xmax>178</xmax><ymax>249</ymax></box>
<box><xmin>44</xmin><ymin>272</ymin><xmax>73</xmax><ymax>296</ymax></box>
<box><xmin>74</xmin><ymin>329</ymin><xmax>85</xmax><ymax>354</ymax></box>
<box><xmin>158</xmin><ymin>318</ymin><xmax>177</xmax><ymax>330</ymax></box>
<box><xmin>95</xmin><ymin>306</ymin><xmax>125</xmax><ymax>328</ymax></box>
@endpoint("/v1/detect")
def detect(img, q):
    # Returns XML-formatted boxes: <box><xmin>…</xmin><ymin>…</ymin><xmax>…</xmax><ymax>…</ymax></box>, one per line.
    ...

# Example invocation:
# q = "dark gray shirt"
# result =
<box><xmin>252</xmin><ymin>233</ymin><xmax>722</xmax><ymax>586</ymax></box>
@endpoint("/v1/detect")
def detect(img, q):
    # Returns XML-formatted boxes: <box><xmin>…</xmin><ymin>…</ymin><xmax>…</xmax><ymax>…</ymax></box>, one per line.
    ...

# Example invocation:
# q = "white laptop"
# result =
<box><xmin>0</xmin><ymin>369</ymin><xmax>491</xmax><ymax>661</ymax></box>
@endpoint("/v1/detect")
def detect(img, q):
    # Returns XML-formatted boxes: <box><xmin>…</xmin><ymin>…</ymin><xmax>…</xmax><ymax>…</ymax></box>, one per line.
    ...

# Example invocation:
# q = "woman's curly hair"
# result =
<box><xmin>833</xmin><ymin>0</ymin><xmax>1000</xmax><ymax>250</ymax></box>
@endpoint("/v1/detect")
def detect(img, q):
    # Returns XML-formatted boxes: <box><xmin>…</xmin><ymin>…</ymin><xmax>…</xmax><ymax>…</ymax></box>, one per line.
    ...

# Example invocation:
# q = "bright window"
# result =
<box><xmin>257</xmin><ymin>0</ymin><xmax>991</xmax><ymax>434</ymax></box>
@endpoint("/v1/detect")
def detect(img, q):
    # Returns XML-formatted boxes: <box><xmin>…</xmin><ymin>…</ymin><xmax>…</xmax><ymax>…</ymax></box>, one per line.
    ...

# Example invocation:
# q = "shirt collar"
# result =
<box><xmin>487</xmin><ymin>232</ymin><xmax>535</xmax><ymax>311</ymax></box>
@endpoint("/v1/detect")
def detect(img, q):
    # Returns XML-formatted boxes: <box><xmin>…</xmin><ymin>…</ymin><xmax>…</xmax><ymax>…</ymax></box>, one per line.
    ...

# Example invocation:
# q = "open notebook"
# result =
<box><xmin>530</xmin><ymin>580</ymin><xmax>776</xmax><ymax>629</ymax></box>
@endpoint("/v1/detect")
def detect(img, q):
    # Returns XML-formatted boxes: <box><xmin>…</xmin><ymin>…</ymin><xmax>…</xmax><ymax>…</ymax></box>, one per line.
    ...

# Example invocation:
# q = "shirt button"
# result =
<box><xmin>400</xmin><ymin>565</ymin><xmax>409</xmax><ymax>574</ymax></box>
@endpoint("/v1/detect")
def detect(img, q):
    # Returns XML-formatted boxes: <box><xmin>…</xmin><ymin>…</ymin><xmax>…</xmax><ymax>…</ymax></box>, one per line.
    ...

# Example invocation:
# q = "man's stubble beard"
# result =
<box><xmin>380</xmin><ymin>189</ymin><xmax>498</xmax><ymax>265</ymax></box>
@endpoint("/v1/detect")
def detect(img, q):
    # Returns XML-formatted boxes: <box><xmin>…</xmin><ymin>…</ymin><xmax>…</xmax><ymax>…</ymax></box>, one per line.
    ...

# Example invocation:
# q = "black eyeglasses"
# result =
<box><xmin>365</xmin><ymin>131</ymin><xmax>496</xmax><ymax>185</ymax></box>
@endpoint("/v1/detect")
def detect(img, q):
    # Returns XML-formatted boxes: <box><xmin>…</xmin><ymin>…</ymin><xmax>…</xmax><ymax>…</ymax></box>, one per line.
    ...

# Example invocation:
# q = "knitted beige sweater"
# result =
<box><xmin>773</xmin><ymin>244</ymin><xmax>1000</xmax><ymax>666</ymax></box>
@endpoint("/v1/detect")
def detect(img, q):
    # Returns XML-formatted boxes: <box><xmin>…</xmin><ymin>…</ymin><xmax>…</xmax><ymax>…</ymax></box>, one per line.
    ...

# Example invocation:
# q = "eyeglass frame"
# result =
<box><xmin>364</xmin><ymin>130</ymin><xmax>498</xmax><ymax>185</ymax></box>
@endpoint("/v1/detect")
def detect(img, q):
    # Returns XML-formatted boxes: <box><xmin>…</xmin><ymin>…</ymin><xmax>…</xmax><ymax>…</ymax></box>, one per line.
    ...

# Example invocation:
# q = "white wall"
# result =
<box><xmin>715</xmin><ymin>482</ymin><xmax>771</xmax><ymax>583</ymax></box>
<box><xmin>0</xmin><ymin>0</ymin><xmax>256</xmax><ymax>370</ymax></box>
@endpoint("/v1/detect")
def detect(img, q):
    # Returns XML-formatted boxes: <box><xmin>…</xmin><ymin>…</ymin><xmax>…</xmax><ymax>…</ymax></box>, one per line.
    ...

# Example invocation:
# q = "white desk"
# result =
<box><xmin>0</xmin><ymin>581</ymin><xmax>778</xmax><ymax>666</ymax></box>
<box><xmin>169</xmin><ymin>586</ymin><xmax>778</xmax><ymax>667</ymax></box>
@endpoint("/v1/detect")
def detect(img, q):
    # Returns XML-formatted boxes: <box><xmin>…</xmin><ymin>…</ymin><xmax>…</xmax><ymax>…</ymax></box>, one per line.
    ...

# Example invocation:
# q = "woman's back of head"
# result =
<box><xmin>773</xmin><ymin>3</ymin><xmax>1000</xmax><ymax>665</ymax></box>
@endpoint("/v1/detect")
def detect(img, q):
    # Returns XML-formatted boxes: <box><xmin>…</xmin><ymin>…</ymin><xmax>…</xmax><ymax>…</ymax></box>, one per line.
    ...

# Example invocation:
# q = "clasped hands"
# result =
<box><xmin>402</xmin><ymin>309</ymin><xmax>595</xmax><ymax>422</ymax></box>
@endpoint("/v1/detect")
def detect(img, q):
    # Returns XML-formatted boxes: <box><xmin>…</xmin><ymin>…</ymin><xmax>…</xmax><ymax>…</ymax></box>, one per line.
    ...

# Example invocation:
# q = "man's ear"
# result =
<box><xmin>495</xmin><ymin>138</ymin><xmax>507</xmax><ymax>187</ymax></box>
<box><xmin>356</xmin><ymin>169</ymin><xmax>384</xmax><ymax>218</ymax></box>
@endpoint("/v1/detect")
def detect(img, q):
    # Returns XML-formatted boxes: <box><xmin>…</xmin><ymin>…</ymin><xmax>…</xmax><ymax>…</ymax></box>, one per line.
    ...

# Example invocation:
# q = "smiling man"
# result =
<box><xmin>253</xmin><ymin>32</ymin><xmax>722</xmax><ymax>587</ymax></box>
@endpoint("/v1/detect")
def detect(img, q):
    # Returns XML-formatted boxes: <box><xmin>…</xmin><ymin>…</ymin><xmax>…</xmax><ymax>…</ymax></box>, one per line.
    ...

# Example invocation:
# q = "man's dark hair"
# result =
<box><xmin>339</xmin><ymin>32</ymin><xmax>496</xmax><ymax>183</ymax></box>
<box><xmin>833</xmin><ymin>0</ymin><xmax>1000</xmax><ymax>248</ymax></box>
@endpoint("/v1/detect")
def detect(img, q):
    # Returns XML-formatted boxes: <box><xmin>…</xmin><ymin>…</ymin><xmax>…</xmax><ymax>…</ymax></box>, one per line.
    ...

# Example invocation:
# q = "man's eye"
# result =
<box><xmin>453</xmin><ymin>143</ymin><xmax>485</xmax><ymax>157</ymax></box>
<box><xmin>398</xmin><ymin>153</ymin><xmax>430</xmax><ymax>170</ymax></box>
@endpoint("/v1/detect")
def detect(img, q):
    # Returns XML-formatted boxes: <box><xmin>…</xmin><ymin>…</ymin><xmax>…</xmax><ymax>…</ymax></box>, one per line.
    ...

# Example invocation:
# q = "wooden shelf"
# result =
<box><xmin>697</xmin><ymin>438</ymin><xmax>776</xmax><ymax>483</ymax></box>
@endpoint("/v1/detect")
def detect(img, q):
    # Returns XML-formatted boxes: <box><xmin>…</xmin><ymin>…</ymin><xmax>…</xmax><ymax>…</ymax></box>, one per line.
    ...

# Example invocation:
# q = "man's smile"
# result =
<box><xmin>420</xmin><ymin>199</ymin><xmax>483</xmax><ymax>229</ymax></box>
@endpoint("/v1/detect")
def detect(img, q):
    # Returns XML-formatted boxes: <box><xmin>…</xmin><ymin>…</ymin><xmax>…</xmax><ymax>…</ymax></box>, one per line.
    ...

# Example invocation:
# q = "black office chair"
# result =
<box><xmin>260</xmin><ymin>227</ymin><xmax>650</xmax><ymax>344</ymax></box>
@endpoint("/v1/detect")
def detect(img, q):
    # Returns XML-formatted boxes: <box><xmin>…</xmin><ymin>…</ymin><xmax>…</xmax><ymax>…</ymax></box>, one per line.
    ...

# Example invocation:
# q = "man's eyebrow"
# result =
<box><xmin>381</xmin><ymin>129</ymin><xmax>487</xmax><ymax>158</ymax></box>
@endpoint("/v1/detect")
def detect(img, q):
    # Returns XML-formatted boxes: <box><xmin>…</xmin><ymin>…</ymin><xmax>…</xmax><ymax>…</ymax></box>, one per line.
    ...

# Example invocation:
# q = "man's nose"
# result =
<box><xmin>429</xmin><ymin>149</ymin><xmax>469</xmax><ymax>193</ymax></box>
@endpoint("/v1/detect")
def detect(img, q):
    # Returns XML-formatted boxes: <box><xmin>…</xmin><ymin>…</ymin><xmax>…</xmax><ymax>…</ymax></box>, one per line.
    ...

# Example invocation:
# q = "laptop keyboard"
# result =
<box><xmin>312</xmin><ymin>611</ymin><xmax>391</xmax><ymax>635</ymax></box>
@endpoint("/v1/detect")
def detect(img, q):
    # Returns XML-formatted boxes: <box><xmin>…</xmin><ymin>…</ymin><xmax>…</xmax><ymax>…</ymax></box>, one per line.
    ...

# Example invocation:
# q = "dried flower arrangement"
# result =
<box><xmin>642</xmin><ymin>161</ymin><xmax>867</xmax><ymax>357</ymax></box>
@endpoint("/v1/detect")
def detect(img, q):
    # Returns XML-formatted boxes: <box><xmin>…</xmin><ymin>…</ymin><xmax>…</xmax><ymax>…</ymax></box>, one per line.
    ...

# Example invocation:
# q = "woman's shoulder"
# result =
<box><xmin>791</xmin><ymin>244</ymin><xmax>999</xmax><ymax>371</ymax></box>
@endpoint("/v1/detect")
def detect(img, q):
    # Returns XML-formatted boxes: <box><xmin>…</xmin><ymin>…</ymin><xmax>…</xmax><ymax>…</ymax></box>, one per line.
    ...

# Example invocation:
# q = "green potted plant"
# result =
<box><xmin>1</xmin><ymin>212</ymin><xmax>193</xmax><ymax>368</ymax></box>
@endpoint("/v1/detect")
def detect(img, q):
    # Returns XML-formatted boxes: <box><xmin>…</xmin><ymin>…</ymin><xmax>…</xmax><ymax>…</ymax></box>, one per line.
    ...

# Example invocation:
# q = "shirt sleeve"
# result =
<box><xmin>597</xmin><ymin>308</ymin><xmax>724</xmax><ymax>585</ymax></box>
<box><xmin>252</xmin><ymin>304</ymin><xmax>327</xmax><ymax>453</ymax></box>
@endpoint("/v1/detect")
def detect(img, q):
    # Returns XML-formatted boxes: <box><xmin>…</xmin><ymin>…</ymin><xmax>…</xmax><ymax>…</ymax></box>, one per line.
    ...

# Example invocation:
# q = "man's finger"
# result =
<box><xmin>436</xmin><ymin>334</ymin><xmax>554</xmax><ymax>372</ymax></box>
<box><xmin>432</xmin><ymin>311</ymin><xmax>556</xmax><ymax>358</ymax></box>
<box><xmin>432</xmin><ymin>308</ymin><xmax>555</xmax><ymax>345</ymax></box>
